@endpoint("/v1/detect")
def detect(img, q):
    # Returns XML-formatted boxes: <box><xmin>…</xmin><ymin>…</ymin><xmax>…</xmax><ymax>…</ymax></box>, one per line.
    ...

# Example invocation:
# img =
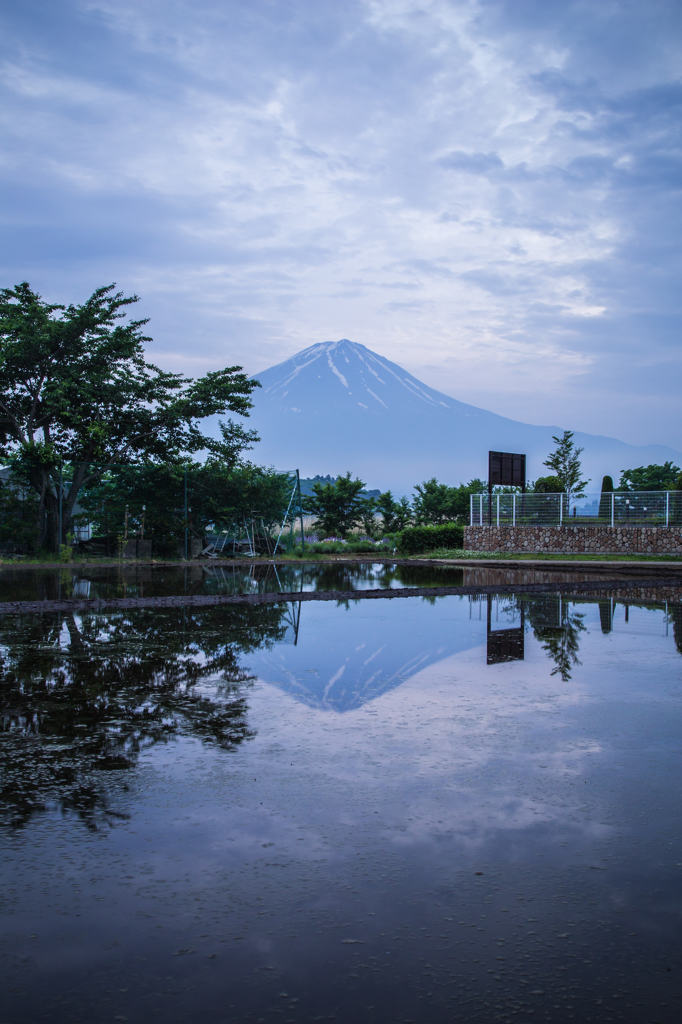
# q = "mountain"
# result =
<box><xmin>230</xmin><ymin>340</ymin><xmax>682</xmax><ymax>494</ymax></box>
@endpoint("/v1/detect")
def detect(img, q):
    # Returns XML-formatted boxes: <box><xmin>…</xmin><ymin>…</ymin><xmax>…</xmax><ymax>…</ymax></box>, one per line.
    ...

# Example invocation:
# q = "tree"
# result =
<box><xmin>77</xmin><ymin>461</ymin><xmax>292</xmax><ymax>554</ymax></box>
<box><xmin>618</xmin><ymin>462</ymin><xmax>681</xmax><ymax>492</ymax></box>
<box><xmin>303</xmin><ymin>472</ymin><xmax>368</xmax><ymax>538</ymax></box>
<box><xmin>0</xmin><ymin>475</ymin><xmax>39</xmax><ymax>552</ymax></box>
<box><xmin>412</xmin><ymin>478</ymin><xmax>485</xmax><ymax>525</ymax></box>
<box><xmin>533</xmin><ymin>475</ymin><xmax>564</xmax><ymax>493</ymax></box>
<box><xmin>412</xmin><ymin>478</ymin><xmax>456</xmax><ymax>525</ymax></box>
<box><xmin>451</xmin><ymin>478</ymin><xmax>486</xmax><ymax>521</ymax></box>
<box><xmin>598</xmin><ymin>475</ymin><xmax>614</xmax><ymax>519</ymax></box>
<box><xmin>359</xmin><ymin>495</ymin><xmax>379</xmax><ymax>538</ymax></box>
<box><xmin>543</xmin><ymin>430</ymin><xmax>589</xmax><ymax>500</ymax></box>
<box><xmin>376</xmin><ymin>490</ymin><xmax>412</xmax><ymax>533</ymax></box>
<box><xmin>0</xmin><ymin>282</ymin><xmax>260</xmax><ymax>550</ymax></box>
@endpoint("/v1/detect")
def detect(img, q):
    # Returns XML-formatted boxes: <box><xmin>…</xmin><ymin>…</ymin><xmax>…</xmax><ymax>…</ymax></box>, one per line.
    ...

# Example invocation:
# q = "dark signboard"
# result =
<box><xmin>486</xmin><ymin>595</ymin><xmax>525</xmax><ymax>665</ymax></box>
<box><xmin>487</xmin><ymin>628</ymin><xmax>525</xmax><ymax>665</ymax></box>
<box><xmin>488</xmin><ymin>451</ymin><xmax>526</xmax><ymax>491</ymax></box>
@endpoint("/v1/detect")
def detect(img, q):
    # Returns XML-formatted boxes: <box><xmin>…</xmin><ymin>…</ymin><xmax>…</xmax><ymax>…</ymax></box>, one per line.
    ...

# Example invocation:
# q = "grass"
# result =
<box><xmin>277</xmin><ymin>539</ymin><xmax>395</xmax><ymax>557</ymax></box>
<box><xmin>411</xmin><ymin>547</ymin><xmax>466</xmax><ymax>559</ymax></box>
<box><xmin>0</xmin><ymin>552</ymin><xmax>84</xmax><ymax>565</ymax></box>
<box><xmin>3</xmin><ymin>546</ymin><xmax>681</xmax><ymax>568</ymax></box>
<box><xmin>422</xmin><ymin>550</ymin><xmax>682</xmax><ymax>562</ymax></box>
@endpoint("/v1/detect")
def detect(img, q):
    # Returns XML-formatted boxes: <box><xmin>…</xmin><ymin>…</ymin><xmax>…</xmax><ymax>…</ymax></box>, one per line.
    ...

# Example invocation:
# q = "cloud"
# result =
<box><xmin>436</xmin><ymin>150</ymin><xmax>505</xmax><ymax>174</ymax></box>
<box><xmin>0</xmin><ymin>0</ymin><xmax>680</xmax><ymax>449</ymax></box>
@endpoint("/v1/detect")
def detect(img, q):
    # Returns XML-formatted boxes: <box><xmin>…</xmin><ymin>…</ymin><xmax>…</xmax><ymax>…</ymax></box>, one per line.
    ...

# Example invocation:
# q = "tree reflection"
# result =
<box><xmin>0</xmin><ymin>603</ymin><xmax>288</xmax><ymax>829</ymax></box>
<box><xmin>669</xmin><ymin>603</ymin><xmax>682</xmax><ymax>657</ymax></box>
<box><xmin>522</xmin><ymin>597</ymin><xmax>586</xmax><ymax>681</ymax></box>
<box><xmin>538</xmin><ymin>614</ymin><xmax>585</xmax><ymax>681</ymax></box>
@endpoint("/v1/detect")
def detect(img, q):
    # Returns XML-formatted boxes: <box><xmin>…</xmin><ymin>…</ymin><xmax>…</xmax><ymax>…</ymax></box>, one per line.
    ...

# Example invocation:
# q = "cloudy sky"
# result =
<box><xmin>1</xmin><ymin>0</ymin><xmax>681</xmax><ymax>448</ymax></box>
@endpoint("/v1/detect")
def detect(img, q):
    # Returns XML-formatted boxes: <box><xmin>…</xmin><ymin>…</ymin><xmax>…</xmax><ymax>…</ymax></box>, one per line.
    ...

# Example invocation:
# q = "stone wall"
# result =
<box><xmin>463</xmin><ymin>524</ymin><xmax>682</xmax><ymax>556</ymax></box>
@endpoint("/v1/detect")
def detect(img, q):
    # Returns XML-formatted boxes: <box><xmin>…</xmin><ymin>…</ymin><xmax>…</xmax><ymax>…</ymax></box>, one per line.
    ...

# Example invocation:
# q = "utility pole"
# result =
<box><xmin>58</xmin><ymin>461</ymin><xmax>63</xmax><ymax>553</ymax></box>
<box><xmin>296</xmin><ymin>469</ymin><xmax>305</xmax><ymax>553</ymax></box>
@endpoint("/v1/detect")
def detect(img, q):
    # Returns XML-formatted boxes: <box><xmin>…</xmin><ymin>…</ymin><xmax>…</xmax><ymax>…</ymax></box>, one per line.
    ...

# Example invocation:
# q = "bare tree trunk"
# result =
<box><xmin>42</xmin><ymin>487</ymin><xmax>60</xmax><ymax>553</ymax></box>
<box><xmin>35</xmin><ymin>493</ymin><xmax>45</xmax><ymax>551</ymax></box>
<box><xmin>33</xmin><ymin>471</ymin><xmax>51</xmax><ymax>551</ymax></box>
<box><xmin>28</xmin><ymin>463</ymin><xmax>89</xmax><ymax>553</ymax></box>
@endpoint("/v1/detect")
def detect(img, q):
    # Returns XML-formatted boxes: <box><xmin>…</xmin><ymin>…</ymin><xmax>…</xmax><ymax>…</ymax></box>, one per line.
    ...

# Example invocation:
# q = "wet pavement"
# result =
<box><xmin>1</xmin><ymin>566</ymin><xmax>682</xmax><ymax>1023</ymax></box>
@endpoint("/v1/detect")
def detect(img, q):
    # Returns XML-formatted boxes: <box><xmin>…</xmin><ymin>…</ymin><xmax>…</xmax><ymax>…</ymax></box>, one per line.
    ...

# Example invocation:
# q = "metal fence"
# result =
<box><xmin>469</xmin><ymin>490</ymin><xmax>682</xmax><ymax>528</ymax></box>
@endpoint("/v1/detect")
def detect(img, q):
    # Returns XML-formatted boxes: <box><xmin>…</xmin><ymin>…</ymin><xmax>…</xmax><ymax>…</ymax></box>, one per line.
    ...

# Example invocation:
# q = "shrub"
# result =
<box><xmin>396</xmin><ymin>523</ymin><xmax>464</xmax><ymax>555</ymax></box>
<box><xmin>287</xmin><ymin>538</ymin><xmax>391</xmax><ymax>557</ymax></box>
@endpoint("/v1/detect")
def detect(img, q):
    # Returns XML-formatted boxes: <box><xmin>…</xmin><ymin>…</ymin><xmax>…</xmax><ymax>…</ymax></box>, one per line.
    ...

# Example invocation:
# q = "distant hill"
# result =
<box><xmin>215</xmin><ymin>340</ymin><xmax>682</xmax><ymax>495</ymax></box>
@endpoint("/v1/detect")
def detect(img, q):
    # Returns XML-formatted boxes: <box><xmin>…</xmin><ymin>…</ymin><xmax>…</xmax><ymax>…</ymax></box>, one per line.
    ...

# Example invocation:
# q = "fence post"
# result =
<box><xmin>559</xmin><ymin>494</ymin><xmax>563</xmax><ymax>525</ymax></box>
<box><xmin>496</xmin><ymin>493</ymin><xmax>500</xmax><ymax>527</ymax></box>
<box><xmin>470</xmin><ymin>493</ymin><xmax>473</xmax><ymax>526</ymax></box>
<box><xmin>58</xmin><ymin>461</ymin><xmax>63</xmax><ymax>553</ymax></box>
<box><xmin>479</xmin><ymin>494</ymin><xmax>483</xmax><ymax>525</ymax></box>
<box><xmin>666</xmin><ymin>491</ymin><xmax>669</xmax><ymax>527</ymax></box>
<box><xmin>184</xmin><ymin>467</ymin><xmax>188</xmax><ymax>560</ymax></box>
<box><xmin>296</xmin><ymin>469</ymin><xmax>305</xmax><ymax>553</ymax></box>
<box><xmin>513</xmin><ymin>493</ymin><xmax>516</xmax><ymax>527</ymax></box>
<box><xmin>611</xmin><ymin>492</ymin><xmax>614</xmax><ymax>528</ymax></box>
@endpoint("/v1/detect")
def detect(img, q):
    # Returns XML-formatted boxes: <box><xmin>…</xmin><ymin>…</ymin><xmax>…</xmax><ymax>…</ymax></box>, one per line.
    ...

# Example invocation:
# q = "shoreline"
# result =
<box><xmin>1</xmin><ymin>552</ymin><xmax>682</xmax><ymax>577</ymax></box>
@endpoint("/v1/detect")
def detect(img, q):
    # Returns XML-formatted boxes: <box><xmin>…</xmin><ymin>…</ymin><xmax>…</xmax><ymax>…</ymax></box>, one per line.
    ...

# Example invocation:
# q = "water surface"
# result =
<box><xmin>2</xmin><ymin>569</ymin><xmax>682</xmax><ymax>1023</ymax></box>
<box><xmin>0</xmin><ymin>561</ymin><xmax>464</xmax><ymax>603</ymax></box>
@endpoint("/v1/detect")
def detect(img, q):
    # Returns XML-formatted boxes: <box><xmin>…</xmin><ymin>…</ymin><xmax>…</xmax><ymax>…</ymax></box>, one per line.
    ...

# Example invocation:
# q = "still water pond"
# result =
<box><xmin>2</xmin><ymin>567</ymin><xmax>682</xmax><ymax>1023</ymax></box>
<box><xmin>0</xmin><ymin>561</ymin><xmax>465</xmax><ymax>603</ymax></box>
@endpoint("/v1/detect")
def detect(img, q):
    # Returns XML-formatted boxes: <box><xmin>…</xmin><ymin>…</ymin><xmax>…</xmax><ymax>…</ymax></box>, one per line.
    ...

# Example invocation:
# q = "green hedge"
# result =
<box><xmin>396</xmin><ymin>523</ymin><xmax>464</xmax><ymax>555</ymax></box>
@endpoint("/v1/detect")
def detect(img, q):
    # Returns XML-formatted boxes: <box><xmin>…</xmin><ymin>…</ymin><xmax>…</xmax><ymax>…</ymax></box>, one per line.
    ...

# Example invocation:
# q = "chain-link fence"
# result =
<box><xmin>469</xmin><ymin>490</ymin><xmax>682</xmax><ymax>527</ymax></box>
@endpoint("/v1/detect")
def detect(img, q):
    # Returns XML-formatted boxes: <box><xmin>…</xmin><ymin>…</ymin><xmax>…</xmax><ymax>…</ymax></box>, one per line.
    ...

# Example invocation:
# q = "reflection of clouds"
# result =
<box><xmin>248</xmin><ymin>642</ymin><xmax>612</xmax><ymax>855</ymax></box>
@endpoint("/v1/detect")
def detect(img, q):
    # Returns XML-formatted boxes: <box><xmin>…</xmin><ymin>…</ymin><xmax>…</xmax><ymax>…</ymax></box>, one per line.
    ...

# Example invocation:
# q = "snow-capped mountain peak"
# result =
<box><xmin>238</xmin><ymin>340</ymin><xmax>682</xmax><ymax>493</ymax></box>
<box><xmin>257</xmin><ymin>340</ymin><xmax>454</xmax><ymax>414</ymax></box>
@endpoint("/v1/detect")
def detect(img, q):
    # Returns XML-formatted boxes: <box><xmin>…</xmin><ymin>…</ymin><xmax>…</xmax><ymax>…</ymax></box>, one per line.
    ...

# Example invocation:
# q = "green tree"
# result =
<box><xmin>533</xmin><ymin>475</ymin><xmax>564</xmax><ymax>493</ymax></box>
<box><xmin>598</xmin><ymin>474</ymin><xmax>614</xmax><ymax>519</ymax></box>
<box><xmin>376</xmin><ymin>490</ymin><xmax>412</xmax><ymax>533</ymax></box>
<box><xmin>78</xmin><ymin>461</ymin><xmax>292</xmax><ymax>554</ymax></box>
<box><xmin>412</xmin><ymin>478</ymin><xmax>456</xmax><ymax>525</ymax></box>
<box><xmin>543</xmin><ymin>430</ymin><xmax>589</xmax><ymax>500</ymax></box>
<box><xmin>0</xmin><ymin>475</ymin><xmax>40</xmax><ymax>551</ymax></box>
<box><xmin>0</xmin><ymin>282</ymin><xmax>260</xmax><ymax>550</ymax></box>
<box><xmin>451</xmin><ymin>478</ymin><xmax>486</xmax><ymax>521</ymax></box>
<box><xmin>412</xmin><ymin>478</ymin><xmax>485</xmax><ymax>525</ymax></box>
<box><xmin>618</xmin><ymin>462</ymin><xmax>681</xmax><ymax>492</ymax></box>
<box><xmin>358</xmin><ymin>495</ymin><xmax>379</xmax><ymax>538</ymax></box>
<box><xmin>411</xmin><ymin>479</ymin><xmax>450</xmax><ymax>524</ymax></box>
<box><xmin>303</xmin><ymin>472</ymin><xmax>368</xmax><ymax>538</ymax></box>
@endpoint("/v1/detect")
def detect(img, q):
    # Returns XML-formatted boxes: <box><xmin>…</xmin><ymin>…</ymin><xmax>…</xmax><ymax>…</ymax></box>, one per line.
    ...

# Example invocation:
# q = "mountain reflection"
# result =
<box><xmin>2</xmin><ymin>587</ymin><xmax>681</xmax><ymax>829</ymax></box>
<box><xmin>0</xmin><ymin>604</ymin><xmax>288</xmax><ymax>829</ymax></box>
